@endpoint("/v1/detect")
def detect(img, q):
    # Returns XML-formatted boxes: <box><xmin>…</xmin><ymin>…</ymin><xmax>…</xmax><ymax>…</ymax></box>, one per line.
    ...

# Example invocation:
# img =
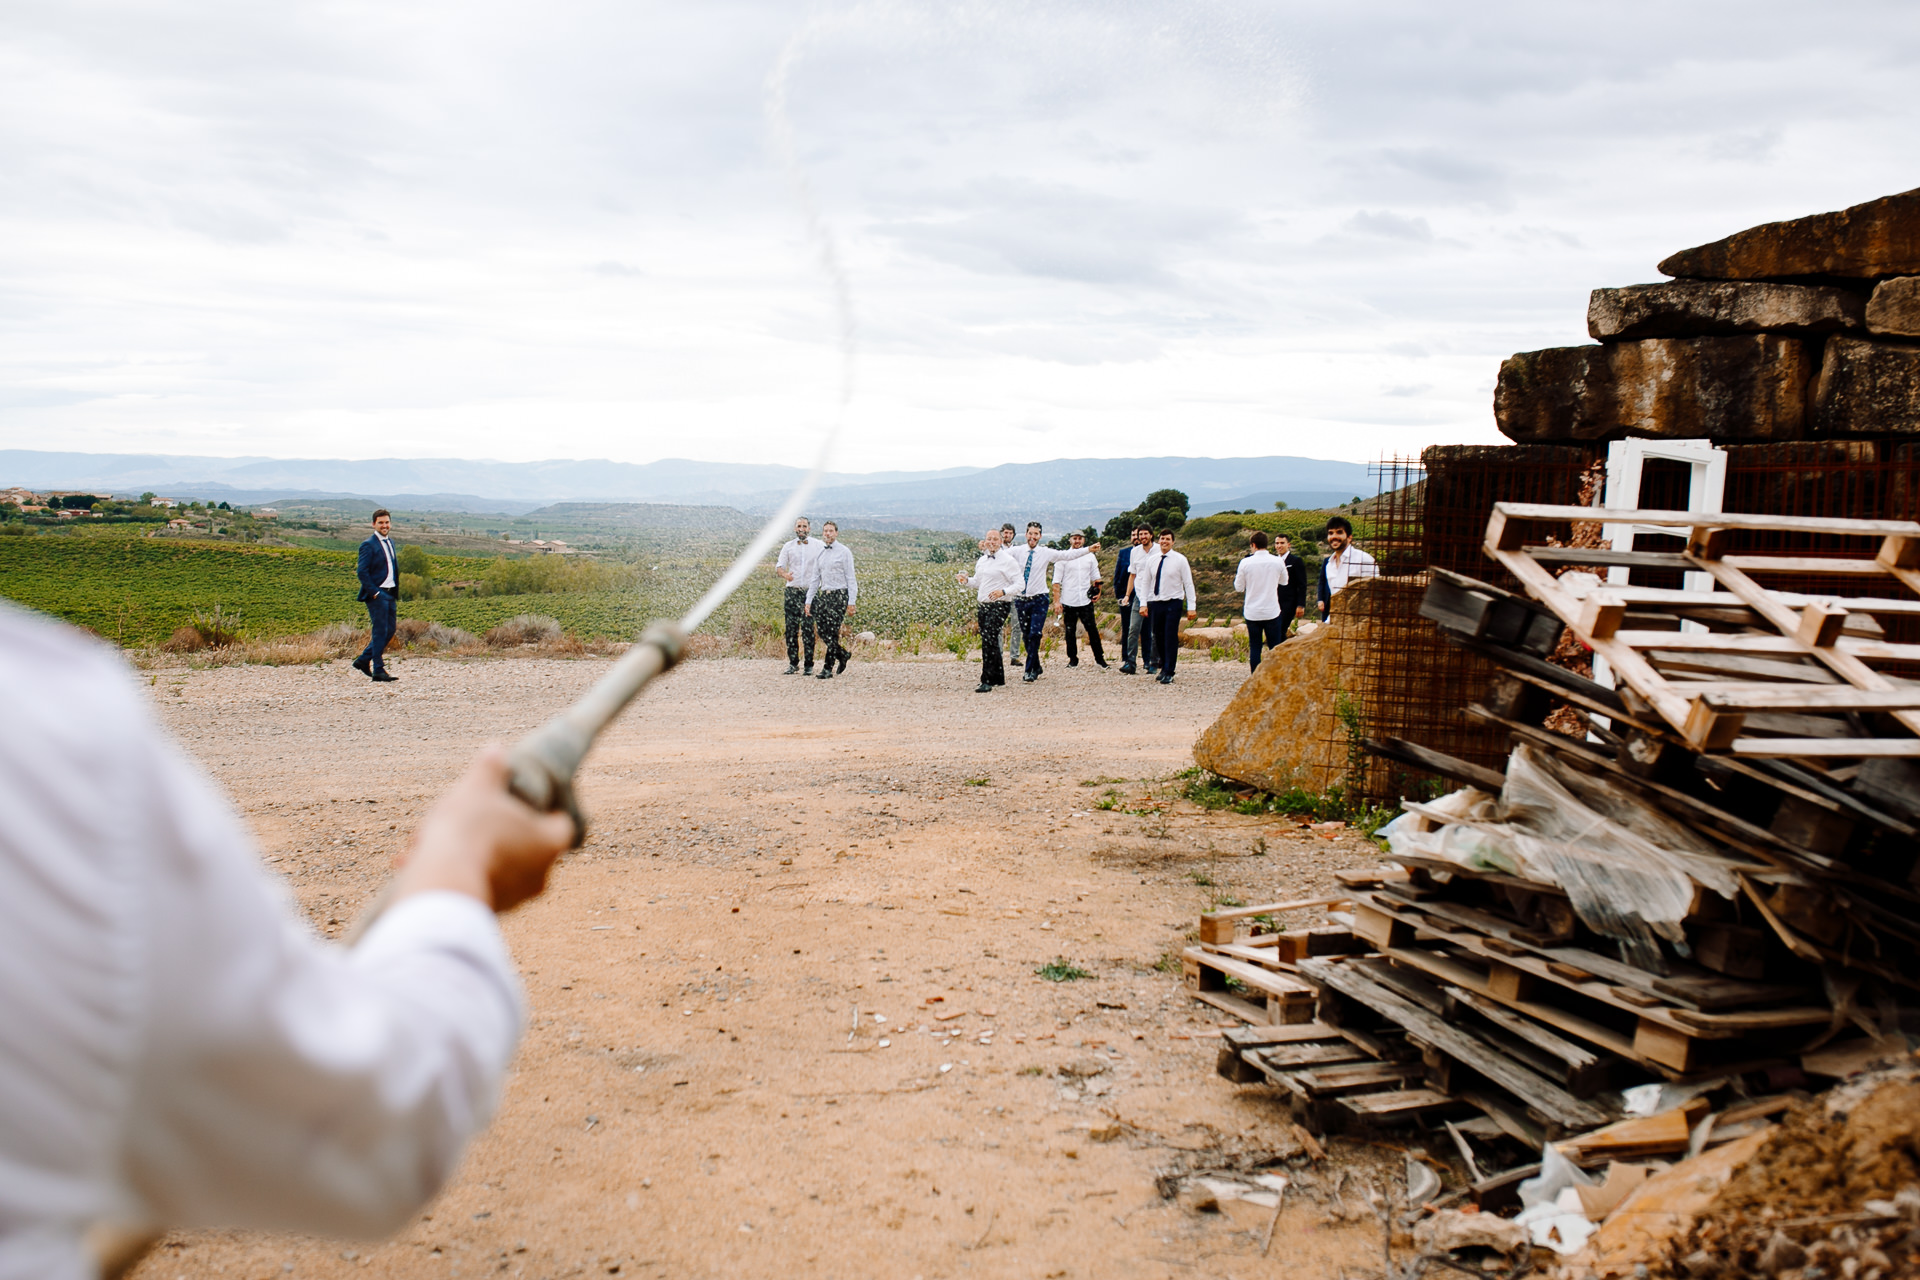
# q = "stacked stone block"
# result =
<box><xmin>1497</xmin><ymin>187</ymin><xmax>1920</xmax><ymax>443</ymax></box>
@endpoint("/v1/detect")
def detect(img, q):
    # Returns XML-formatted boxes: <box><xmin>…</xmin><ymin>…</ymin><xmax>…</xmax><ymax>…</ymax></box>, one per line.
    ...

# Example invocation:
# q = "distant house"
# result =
<box><xmin>168</xmin><ymin>518</ymin><xmax>192</xmax><ymax>529</ymax></box>
<box><xmin>254</xmin><ymin>507</ymin><xmax>279</xmax><ymax>519</ymax></box>
<box><xmin>1</xmin><ymin>487</ymin><xmax>39</xmax><ymax>507</ymax></box>
<box><xmin>149</xmin><ymin>497</ymin><xmax>180</xmax><ymax>508</ymax></box>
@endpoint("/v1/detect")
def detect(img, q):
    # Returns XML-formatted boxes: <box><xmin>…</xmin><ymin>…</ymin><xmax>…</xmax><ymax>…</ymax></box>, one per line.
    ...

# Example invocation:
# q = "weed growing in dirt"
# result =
<box><xmin>963</xmin><ymin>777</ymin><xmax>990</xmax><ymax>787</ymax></box>
<box><xmin>1187</xmin><ymin>871</ymin><xmax>1213</xmax><ymax>887</ymax></box>
<box><xmin>1154</xmin><ymin>949</ymin><xmax>1182</xmax><ymax>974</ymax></box>
<box><xmin>1035</xmin><ymin>959</ymin><xmax>1092</xmax><ymax>982</ymax></box>
<box><xmin>1093</xmin><ymin>787</ymin><xmax>1120</xmax><ymax>811</ymax></box>
<box><xmin>1078</xmin><ymin>776</ymin><xmax>1126</xmax><ymax>787</ymax></box>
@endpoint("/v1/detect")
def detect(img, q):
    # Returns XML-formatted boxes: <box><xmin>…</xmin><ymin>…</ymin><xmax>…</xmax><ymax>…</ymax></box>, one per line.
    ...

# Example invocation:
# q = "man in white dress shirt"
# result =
<box><xmin>1007</xmin><ymin>522</ymin><xmax>1100</xmax><ymax>683</ymax></box>
<box><xmin>1315</xmin><ymin>515</ymin><xmax>1379</xmax><ymax>621</ymax></box>
<box><xmin>1129</xmin><ymin>529</ymin><xmax>1197</xmax><ymax>684</ymax></box>
<box><xmin>1051</xmin><ymin>530</ymin><xmax>1108</xmax><ymax>669</ymax></box>
<box><xmin>772</xmin><ymin>516</ymin><xmax>821</xmax><ymax>675</ymax></box>
<box><xmin>1232</xmin><ymin>530</ymin><xmax>1291</xmax><ymax>672</ymax></box>
<box><xmin>0</xmin><ymin>602</ymin><xmax>576</xmax><ymax>1279</ymax></box>
<box><xmin>997</xmin><ymin>523</ymin><xmax>1024</xmax><ymax>666</ymax></box>
<box><xmin>957</xmin><ymin>532</ymin><xmax>1015</xmax><ymax>692</ymax></box>
<box><xmin>802</xmin><ymin>521</ymin><xmax>858</xmax><ymax>680</ymax></box>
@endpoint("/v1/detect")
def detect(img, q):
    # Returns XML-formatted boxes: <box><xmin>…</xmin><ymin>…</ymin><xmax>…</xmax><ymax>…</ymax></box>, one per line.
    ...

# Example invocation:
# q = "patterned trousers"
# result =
<box><xmin>783</xmin><ymin>586</ymin><xmax>815</xmax><ymax>667</ymax></box>
<box><xmin>977</xmin><ymin>600</ymin><xmax>1010</xmax><ymax>686</ymax></box>
<box><xmin>811</xmin><ymin>589</ymin><xmax>849</xmax><ymax>671</ymax></box>
<box><xmin>1015</xmin><ymin>596</ymin><xmax>1049</xmax><ymax>677</ymax></box>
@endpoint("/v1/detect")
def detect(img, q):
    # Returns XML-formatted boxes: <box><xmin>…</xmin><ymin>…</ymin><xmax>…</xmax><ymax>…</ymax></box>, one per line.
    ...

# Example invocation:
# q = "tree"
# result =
<box><xmin>397</xmin><ymin>544</ymin><xmax>432</xmax><ymax>580</ymax></box>
<box><xmin>1272</xmin><ymin>500</ymin><xmax>1288</xmax><ymax>511</ymax></box>
<box><xmin>140</xmin><ymin>492</ymin><xmax>156</xmax><ymax>504</ymax></box>
<box><xmin>218</xmin><ymin>500</ymin><xmax>231</xmax><ymax>510</ymax></box>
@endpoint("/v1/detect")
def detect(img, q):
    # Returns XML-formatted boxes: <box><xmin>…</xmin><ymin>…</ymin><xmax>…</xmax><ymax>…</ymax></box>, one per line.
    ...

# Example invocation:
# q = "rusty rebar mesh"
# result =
<box><xmin>1326</xmin><ymin>441</ymin><xmax>1920</xmax><ymax>803</ymax></box>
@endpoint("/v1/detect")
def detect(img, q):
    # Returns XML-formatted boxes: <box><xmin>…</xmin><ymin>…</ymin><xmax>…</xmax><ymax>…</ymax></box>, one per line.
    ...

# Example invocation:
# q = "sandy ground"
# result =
<box><xmin>130</xmin><ymin>649</ymin><xmax>1394</xmax><ymax>1280</ymax></box>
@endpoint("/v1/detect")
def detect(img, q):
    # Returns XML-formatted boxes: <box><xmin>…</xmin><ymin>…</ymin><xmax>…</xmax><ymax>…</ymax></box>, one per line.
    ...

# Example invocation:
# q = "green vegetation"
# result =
<box><xmin>1035</xmin><ymin>959</ymin><xmax>1093</xmax><ymax>982</ymax></box>
<box><xmin>963</xmin><ymin>776</ymin><xmax>991</xmax><ymax>787</ymax></box>
<box><xmin>1101</xmin><ymin>487</ymin><xmax>1191</xmax><ymax>544</ymax></box>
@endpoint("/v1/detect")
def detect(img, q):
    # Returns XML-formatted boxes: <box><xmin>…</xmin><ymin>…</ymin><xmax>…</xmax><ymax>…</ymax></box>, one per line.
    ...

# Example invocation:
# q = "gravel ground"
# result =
<box><xmin>131</xmin><ymin>650</ymin><xmax>1389</xmax><ymax>1280</ymax></box>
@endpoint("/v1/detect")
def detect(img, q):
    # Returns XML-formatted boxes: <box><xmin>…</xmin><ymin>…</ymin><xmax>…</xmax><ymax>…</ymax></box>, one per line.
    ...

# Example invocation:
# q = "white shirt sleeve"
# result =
<box><xmin>0</xmin><ymin>606</ymin><xmax>522</xmax><ymax>1271</ymax></box>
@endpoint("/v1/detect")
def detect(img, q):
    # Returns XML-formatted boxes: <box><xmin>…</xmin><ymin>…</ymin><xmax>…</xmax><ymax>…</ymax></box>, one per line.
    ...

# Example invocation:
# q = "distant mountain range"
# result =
<box><xmin>0</xmin><ymin>450</ymin><xmax>1376</xmax><ymax>530</ymax></box>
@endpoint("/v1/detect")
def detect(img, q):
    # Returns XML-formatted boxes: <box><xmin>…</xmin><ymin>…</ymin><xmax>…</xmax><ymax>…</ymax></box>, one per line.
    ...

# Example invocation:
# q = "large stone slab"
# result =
<box><xmin>1588</xmin><ymin>281</ymin><xmax>1862</xmax><ymax>340</ymax></box>
<box><xmin>1495</xmin><ymin>335</ymin><xmax>1811</xmax><ymax>443</ymax></box>
<box><xmin>1192</xmin><ymin>612</ymin><xmax>1347</xmax><ymax>795</ymax></box>
<box><xmin>1811</xmin><ymin>336</ymin><xmax>1920</xmax><ymax>436</ymax></box>
<box><xmin>1659</xmin><ymin>187</ymin><xmax>1920</xmax><ymax>281</ymax></box>
<box><xmin>1866</xmin><ymin>277</ymin><xmax>1920</xmax><ymax>337</ymax></box>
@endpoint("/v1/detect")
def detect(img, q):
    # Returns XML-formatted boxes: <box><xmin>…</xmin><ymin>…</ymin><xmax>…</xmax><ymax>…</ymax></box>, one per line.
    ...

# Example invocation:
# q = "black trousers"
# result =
<box><xmin>977</xmin><ymin>600</ymin><xmax>1010</xmax><ymax>686</ymax></box>
<box><xmin>1062</xmin><ymin>603</ymin><xmax>1103</xmax><ymax>665</ymax></box>
<box><xmin>1246</xmin><ymin>616</ymin><xmax>1286</xmax><ymax>671</ymax></box>
<box><xmin>783</xmin><ymin>586</ymin><xmax>815</xmax><ymax>667</ymax></box>
<box><xmin>1015</xmin><ymin>595</ymin><xmax>1048</xmax><ymax>677</ymax></box>
<box><xmin>358</xmin><ymin>591</ymin><xmax>396</xmax><ymax>673</ymax></box>
<box><xmin>1147</xmin><ymin>600</ymin><xmax>1184</xmax><ymax>678</ymax></box>
<box><xmin>812</xmin><ymin>589</ymin><xmax>849</xmax><ymax>670</ymax></box>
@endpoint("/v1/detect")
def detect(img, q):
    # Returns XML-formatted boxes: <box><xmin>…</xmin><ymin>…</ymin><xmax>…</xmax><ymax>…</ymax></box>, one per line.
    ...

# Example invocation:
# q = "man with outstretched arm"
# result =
<box><xmin>1316</xmin><ymin>515</ymin><xmax>1378</xmax><ymax>621</ymax></box>
<box><xmin>957</xmin><ymin>533</ymin><xmax>1015</xmax><ymax>692</ymax></box>
<box><xmin>997</xmin><ymin>523</ymin><xmax>1024</xmax><ymax>667</ymax></box>
<box><xmin>1233</xmin><ymin>530</ymin><xmax>1290</xmax><ymax>672</ymax></box>
<box><xmin>1052</xmin><ymin>530</ymin><xmax>1108</xmax><ymax>669</ymax></box>
<box><xmin>803</xmin><ymin>520</ymin><xmax>858</xmax><ymax>680</ymax></box>
<box><xmin>353</xmin><ymin>509</ymin><xmax>401</xmax><ymax>683</ymax></box>
<box><xmin>1007</xmin><ymin>521</ymin><xmax>1100</xmax><ymax>683</ymax></box>
<box><xmin>0</xmin><ymin>601</ymin><xmax>576</xmax><ymax>1278</ymax></box>
<box><xmin>1114</xmin><ymin>523</ymin><xmax>1154</xmax><ymax>675</ymax></box>
<box><xmin>772</xmin><ymin>516</ymin><xmax>821</xmax><ymax>675</ymax></box>
<box><xmin>1130</xmin><ymin>529</ymin><xmax>1197</xmax><ymax>684</ymax></box>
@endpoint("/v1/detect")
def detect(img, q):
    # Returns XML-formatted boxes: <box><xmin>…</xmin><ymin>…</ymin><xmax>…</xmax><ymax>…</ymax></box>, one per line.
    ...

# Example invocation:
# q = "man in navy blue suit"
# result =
<box><xmin>1114</xmin><ymin>523</ymin><xmax>1155</xmax><ymax>675</ymax></box>
<box><xmin>354</xmin><ymin>510</ymin><xmax>400</xmax><ymax>683</ymax></box>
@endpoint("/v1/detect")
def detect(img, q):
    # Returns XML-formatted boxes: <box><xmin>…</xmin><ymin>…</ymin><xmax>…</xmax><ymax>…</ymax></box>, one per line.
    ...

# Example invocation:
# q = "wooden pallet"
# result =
<box><xmin>1301</xmin><ymin>956</ymin><xmax>1613</xmax><ymax>1135</ymax></box>
<box><xmin>1182</xmin><ymin>947</ymin><xmax>1318</xmax><ymax>1024</ymax></box>
<box><xmin>1215</xmin><ymin>1023</ymin><xmax>1458</xmax><ymax>1131</ymax></box>
<box><xmin>1352</xmin><ymin>893</ymin><xmax>1829</xmax><ymax>1073</ymax></box>
<box><xmin>1483</xmin><ymin>502</ymin><xmax>1920</xmax><ymax>756</ymax></box>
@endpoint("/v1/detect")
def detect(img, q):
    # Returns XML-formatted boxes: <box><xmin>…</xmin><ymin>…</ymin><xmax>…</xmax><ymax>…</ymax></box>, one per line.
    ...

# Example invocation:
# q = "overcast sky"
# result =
<box><xmin>2</xmin><ymin>0</ymin><xmax>1917</xmax><ymax>473</ymax></box>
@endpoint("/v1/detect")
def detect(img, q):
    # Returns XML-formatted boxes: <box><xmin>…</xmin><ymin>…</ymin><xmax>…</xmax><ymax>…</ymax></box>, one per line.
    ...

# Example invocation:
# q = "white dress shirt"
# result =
<box><xmin>803</xmin><ymin>541</ymin><xmax>858</xmax><ymax>609</ymax></box>
<box><xmin>774</xmin><ymin>536</ymin><xmax>820</xmax><ymax>588</ymax></box>
<box><xmin>1052</xmin><ymin>553</ymin><xmax>1099</xmax><ymax>608</ymax></box>
<box><xmin>1233</xmin><ymin>550</ymin><xmax>1290</xmax><ymax>622</ymax></box>
<box><xmin>961</xmin><ymin>552</ymin><xmax>1016</xmax><ymax>604</ymax></box>
<box><xmin>1007</xmin><ymin>543</ymin><xmax>1093</xmax><ymax>599</ymax></box>
<box><xmin>1325</xmin><ymin>544</ymin><xmax>1379</xmax><ymax>596</ymax></box>
<box><xmin>378</xmin><ymin>535</ymin><xmax>397</xmax><ymax>590</ymax></box>
<box><xmin>1133</xmin><ymin>548</ymin><xmax>1197</xmax><ymax>609</ymax></box>
<box><xmin>0</xmin><ymin>604</ymin><xmax>522</xmax><ymax>1279</ymax></box>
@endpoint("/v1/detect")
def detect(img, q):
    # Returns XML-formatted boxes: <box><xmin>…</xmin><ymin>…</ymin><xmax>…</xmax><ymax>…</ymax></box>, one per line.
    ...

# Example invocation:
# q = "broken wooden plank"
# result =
<box><xmin>1299</xmin><ymin>958</ymin><xmax>1610</xmax><ymax>1131</ymax></box>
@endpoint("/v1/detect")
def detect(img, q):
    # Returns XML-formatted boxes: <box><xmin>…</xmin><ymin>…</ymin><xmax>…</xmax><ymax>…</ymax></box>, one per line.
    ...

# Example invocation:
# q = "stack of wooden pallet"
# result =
<box><xmin>1207</xmin><ymin>505</ymin><xmax>1919</xmax><ymax>1149</ymax></box>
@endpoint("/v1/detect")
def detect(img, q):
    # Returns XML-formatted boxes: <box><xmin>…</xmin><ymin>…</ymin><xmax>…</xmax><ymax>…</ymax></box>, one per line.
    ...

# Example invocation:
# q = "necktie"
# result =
<box><xmin>1154</xmin><ymin>554</ymin><xmax>1166</xmax><ymax>593</ymax></box>
<box><xmin>1024</xmin><ymin>548</ymin><xmax>1035</xmax><ymax>590</ymax></box>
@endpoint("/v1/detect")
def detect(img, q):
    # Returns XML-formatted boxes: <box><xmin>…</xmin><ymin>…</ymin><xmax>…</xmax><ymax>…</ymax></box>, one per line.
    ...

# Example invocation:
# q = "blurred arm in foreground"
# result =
<box><xmin>0</xmin><ymin>603</ymin><xmax>573</xmax><ymax>1279</ymax></box>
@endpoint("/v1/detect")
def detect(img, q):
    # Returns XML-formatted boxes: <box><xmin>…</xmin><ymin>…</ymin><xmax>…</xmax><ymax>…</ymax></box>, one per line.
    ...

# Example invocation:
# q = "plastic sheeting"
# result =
<box><xmin>1381</xmin><ymin>745</ymin><xmax>1747</xmax><ymax>969</ymax></box>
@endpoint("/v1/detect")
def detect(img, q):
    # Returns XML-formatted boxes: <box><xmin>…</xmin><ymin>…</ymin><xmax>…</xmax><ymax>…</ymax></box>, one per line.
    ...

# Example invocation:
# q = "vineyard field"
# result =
<box><xmin>0</xmin><ymin>534</ymin><xmax>980</xmax><ymax>646</ymax></box>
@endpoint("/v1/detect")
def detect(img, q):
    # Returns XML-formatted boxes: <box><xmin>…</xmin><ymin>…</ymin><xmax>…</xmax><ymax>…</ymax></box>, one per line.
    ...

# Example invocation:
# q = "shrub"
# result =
<box><xmin>310</xmin><ymin>621</ymin><xmax>368</xmax><ymax>654</ymax></box>
<box><xmin>394</xmin><ymin>617</ymin><xmax>431</xmax><ymax>645</ymax></box>
<box><xmin>162</xmin><ymin>626</ymin><xmax>206</xmax><ymax>653</ymax></box>
<box><xmin>418</xmin><ymin>621</ymin><xmax>479</xmax><ymax>651</ymax></box>
<box><xmin>485</xmin><ymin>614</ymin><xmax>564</xmax><ymax>647</ymax></box>
<box><xmin>188</xmin><ymin>605</ymin><xmax>244</xmax><ymax>647</ymax></box>
<box><xmin>397</xmin><ymin>572</ymin><xmax>429</xmax><ymax>601</ymax></box>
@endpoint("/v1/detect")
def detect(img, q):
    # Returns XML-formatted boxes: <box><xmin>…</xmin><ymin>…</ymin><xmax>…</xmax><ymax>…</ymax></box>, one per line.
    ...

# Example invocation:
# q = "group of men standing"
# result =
<box><xmin>958</xmin><ymin>520</ymin><xmax>1202</xmax><ymax>690</ymax></box>
<box><xmin>772</xmin><ymin>517</ymin><xmax>858</xmax><ymax>679</ymax></box>
<box><xmin>765</xmin><ymin>511</ymin><xmax>1378</xmax><ymax>695</ymax></box>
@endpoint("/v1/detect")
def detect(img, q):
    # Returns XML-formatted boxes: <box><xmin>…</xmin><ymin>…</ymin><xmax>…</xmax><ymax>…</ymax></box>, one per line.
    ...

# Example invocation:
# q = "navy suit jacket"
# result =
<box><xmin>357</xmin><ymin>535</ymin><xmax>396</xmax><ymax>604</ymax></box>
<box><xmin>1113</xmin><ymin>545</ymin><xmax>1138</xmax><ymax>602</ymax></box>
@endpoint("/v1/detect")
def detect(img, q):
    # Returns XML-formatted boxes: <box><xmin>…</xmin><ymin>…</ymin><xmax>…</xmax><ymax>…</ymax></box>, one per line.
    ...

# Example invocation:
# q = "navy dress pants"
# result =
<box><xmin>1148</xmin><ymin>600</ymin><xmax>1183</xmax><ymax>678</ymax></box>
<box><xmin>359</xmin><ymin>591</ymin><xmax>397</xmax><ymax>673</ymax></box>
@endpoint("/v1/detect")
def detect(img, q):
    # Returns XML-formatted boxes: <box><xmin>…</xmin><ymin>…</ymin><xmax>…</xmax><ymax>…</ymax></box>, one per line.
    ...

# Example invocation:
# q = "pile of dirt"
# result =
<box><xmin>1658</xmin><ymin>1073</ymin><xmax>1920</xmax><ymax>1278</ymax></box>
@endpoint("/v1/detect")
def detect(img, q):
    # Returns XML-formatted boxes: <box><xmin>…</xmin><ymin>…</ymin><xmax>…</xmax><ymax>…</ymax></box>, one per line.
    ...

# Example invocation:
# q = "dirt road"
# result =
<box><xmin>133</xmin><ymin>651</ymin><xmax>1387</xmax><ymax>1280</ymax></box>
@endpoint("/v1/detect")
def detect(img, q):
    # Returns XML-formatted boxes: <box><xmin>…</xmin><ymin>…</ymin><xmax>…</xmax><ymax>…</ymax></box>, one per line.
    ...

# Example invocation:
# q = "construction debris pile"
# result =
<box><xmin>1187</xmin><ymin>496</ymin><xmax>1920</xmax><ymax>1275</ymax></box>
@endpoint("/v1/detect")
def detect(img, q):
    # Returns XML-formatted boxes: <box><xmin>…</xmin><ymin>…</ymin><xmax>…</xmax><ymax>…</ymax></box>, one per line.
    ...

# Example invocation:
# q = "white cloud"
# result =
<box><xmin>1</xmin><ymin>0</ymin><xmax>1917</xmax><ymax>473</ymax></box>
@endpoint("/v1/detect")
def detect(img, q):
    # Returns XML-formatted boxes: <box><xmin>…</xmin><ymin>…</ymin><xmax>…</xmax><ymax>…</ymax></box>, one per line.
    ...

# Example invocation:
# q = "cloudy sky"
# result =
<box><xmin>2</xmin><ymin>1</ymin><xmax>1917</xmax><ymax>474</ymax></box>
